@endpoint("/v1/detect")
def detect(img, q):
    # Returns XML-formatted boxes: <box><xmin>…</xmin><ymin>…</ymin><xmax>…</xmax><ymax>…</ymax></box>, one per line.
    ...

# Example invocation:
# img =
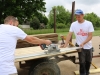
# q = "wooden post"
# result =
<box><xmin>53</xmin><ymin>8</ymin><xmax>56</xmax><ymax>33</ymax></box>
<box><xmin>71</xmin><ymin>1</ymin><xmax>75</xmax><ymax>23</ymax></box>
<box><xmin>70</xmin><ymin>1</ymin><xmax>75</xmax><ymax>43</ymax></box>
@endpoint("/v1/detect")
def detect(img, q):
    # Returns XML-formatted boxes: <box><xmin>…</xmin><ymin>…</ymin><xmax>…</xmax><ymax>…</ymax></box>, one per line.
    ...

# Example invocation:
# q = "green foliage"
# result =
<box><xmin>42</xmin><ymin>16</ymin><xmax>48</xmax><ymax>25</ymax></box>
<box><xmin>48</xmin><ymin>6</ymin><xmax>100</xmax><ymax>29</ymax></box>
<box><xmin>22</xmin><ymin>28</ymin><xmax>69</xmax><ymax>35</ymax></box>
<box><xmin>30</xmin><ymin>17</ymin><xmax>40</xmax><ymax>29</ymax></box>
<box><xmin>46</xmin><ymin>24</ymin><xmax>52</xmax><ymax>29</ymax></box>
<box><xmin>0</xmin><ymin>0</ymin><xmax>46</xmax><ymax>24</ymax></box>
<box><xmin>48</xmin><ymin>5</ymin><xmax>71</xmax><ymax>28</ymax></box>
<box><xmin>84</xmin><ymin>12</ymin><xmax>100</xmax><ymax>27</ymax></box>
<box><xmin>56</xmin><ymin>23</ymin><xmax>66</xmax><ymax>29</ymax></box>
<box><xmin>48</xmin><ymin>10</ymin><xmax>54</xmax><ymax>28</ymax></box>
<box><xmin>66</xmin><ymin>23</ymin><xmax>71</xmax><ymax>28</ymax></box>
<box><xmin>35</xmin><ymin>13</ymin><xmax>48</xmax><ymax>25</ymax></box>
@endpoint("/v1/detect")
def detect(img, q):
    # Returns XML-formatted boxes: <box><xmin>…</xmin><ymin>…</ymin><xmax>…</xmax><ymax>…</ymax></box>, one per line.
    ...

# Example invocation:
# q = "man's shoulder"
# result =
<box><xmin>85</xmin><ymin>20</ymin><xmax>92</xmax><ymax>24</ymax></box>
<box><xmin>3</xmin><ymin>24</ymin><xmax>22</xmax><ymax>31</ymax></box>
<box><xmin>71</xmin><ymin>21</ymin><xmax>78</xmax><ymax>25</ymax></box>
<box><xmin>8</xmin><ymin>25</ymin><xmax>21</xmax><ymax>30</ymax></box>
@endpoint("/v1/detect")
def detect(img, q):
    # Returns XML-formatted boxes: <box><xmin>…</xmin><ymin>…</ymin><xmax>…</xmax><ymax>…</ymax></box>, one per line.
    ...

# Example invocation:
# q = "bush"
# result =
<box><xmin>56</xmin><ymin>23</ymin><xmax>66</xmax><ymax>29</ymax></box>
<box><xmin>66</xmin><ymin>23</ymin><xmax>71</xmax><ymax>28</ymax></box>
<box><xmin>46</xmin><ymin>24</ymin><xmax>50</xmax><ymax>29</ymax></box>
<box><xmin>94</xmin><ymin>27</ymin><xmax>100</xmax><ymax>30</ymax></box>
<box><xmin>30</xmin><ymin>17</ymin><xmax>40</xmax><ymax>29</ymax></box>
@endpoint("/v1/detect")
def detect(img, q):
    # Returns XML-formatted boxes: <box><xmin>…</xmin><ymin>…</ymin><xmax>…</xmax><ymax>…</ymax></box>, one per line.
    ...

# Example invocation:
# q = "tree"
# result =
<box><xmin>84</xmin><ymin>12</ymin><xmax>100</xmax><ymax>27</ymax></box>
<box><xmin>36</xmin><ymin>12</ymin><xmax>48</xmax><ymax>25</ymax></box>
<box><xmin>30</xmin><ymin>17</ymin><xmax>40</xmax><ymax>29</ymax></box>
<box><xmin>48</xmin><ymin>5</ymin><xmax>71</xmax><ymax>28</ymax></box>
<box><xmin>56</xmin><ymin>23</ymin><xmax>66</xmax><ymax>29</ymax></box>
<box><xmin>42</xmin><ymin>15</ymin><xmax>48</xmax><ymax>25</ymax></box>
<box><xmin>0</xmin><ymin>0</ymin><xmax>46</xmax><ymax>24</ymax></box>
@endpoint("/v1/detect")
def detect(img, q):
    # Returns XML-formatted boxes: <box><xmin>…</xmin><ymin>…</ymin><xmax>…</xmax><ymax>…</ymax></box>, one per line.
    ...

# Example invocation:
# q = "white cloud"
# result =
<box><xmin>44</xmin><ymin>0</ymin><xmax>100</xmax><ymax>17</ymax></box>
<box><xmin>86</xmin><ymin>4</ymin><xmax>100</xmax><ymax>16</ymax></box>
<box><xmin>75</xmin><ymin>0</ymin><xmax>100</xmax><ymax>5</ymax></box>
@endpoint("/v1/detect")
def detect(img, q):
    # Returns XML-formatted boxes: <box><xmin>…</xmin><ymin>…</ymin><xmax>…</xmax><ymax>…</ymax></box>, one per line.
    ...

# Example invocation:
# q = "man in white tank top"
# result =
<box><xmin>0</xmin><ymin>16</ymin><xmax>52</xmax><ymax>75</ymax></box>
<box><xmin>61</xmin><ymin>9</ymin><xmax>94</xmax><ymax>75</ymax></box>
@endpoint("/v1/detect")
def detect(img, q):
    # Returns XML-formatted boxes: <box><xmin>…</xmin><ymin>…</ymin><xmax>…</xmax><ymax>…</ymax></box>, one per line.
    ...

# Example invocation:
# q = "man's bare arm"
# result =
<box><xmin>62</xmin><ymin>32</ymin><xmax>73</xmax><ymax>48</ymax></box>
<box><xmin>24</xmin><ymin>35</ymin><xmax>52</xmax><ymax>45</ymax></box>
<box><xmin>80</xmin><ymin>32</ymin><xmax>93</xmax><ymax>47</ymax></box>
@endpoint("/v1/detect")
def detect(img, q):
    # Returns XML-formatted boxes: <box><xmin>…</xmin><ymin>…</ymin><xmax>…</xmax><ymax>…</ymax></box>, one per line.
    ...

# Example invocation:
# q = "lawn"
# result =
<box><xmin>57</xmin><ymin>30</ymin><xmax>100</xmax><ymax>39</ymax></box>
<box><xmin>22</xmin><ymin>28</ymin><xmax>100</xmax><ymax>40</ymax></box>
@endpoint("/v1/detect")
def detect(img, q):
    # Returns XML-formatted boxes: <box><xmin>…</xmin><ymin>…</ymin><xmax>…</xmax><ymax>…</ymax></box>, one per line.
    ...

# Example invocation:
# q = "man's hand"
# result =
<box><xmin>80</xmin><ymin>43</ymin><xmax>84</xmax><ymax>48</ymax></box>
<box><xmin>60</xmin><ymin>44</ymin><xmax>65</xmax><ymax>48</ymax></box>
<box><xmin>44</xmin><ymin>40</ymin><xmax>52</xmax><ymax>45</ymax></box>
<box><xmin>60</xmin><ymin>43</ymin><xmax>68</xmax><ymax>48</ymax></box>
<box><xmin>79</xmin><ymin>32</ymin><xmax>93</xmax><ymax>48</ymax></box>
<box><xmin>60</xmin><ymin>32</ymin><xmax>73</xmax><ymax>48</ymax></box>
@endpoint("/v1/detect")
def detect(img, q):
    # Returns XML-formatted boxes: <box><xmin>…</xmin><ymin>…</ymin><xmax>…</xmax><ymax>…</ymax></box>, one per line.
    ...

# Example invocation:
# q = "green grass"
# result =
<box><xmin>21</xmin><ymin>27</ymin><xmax>100</xmax><ymax>40</ymax></box>
<box><xmin>22</xmin><ymin>29</ymin><xmax>54</xmax><ymax>35</ymax></box>
<box><xmin>93</xmin><ymin>30</ymin><xmax>100</xmax><ymax>36</ymax></box>
<box><xmin>57</xmin><ymin>32</ymin><xmax>77</xmax><ymax>40</ymax></box>
<box><xmin>57</xmin><ymin>29</ymin><xmax>100</xmax><ymax>40</ymax></box>
<box><xmin>22</xmin><ymin>28</ymin><xmax>69</xmax><ymax>35</ymax></box>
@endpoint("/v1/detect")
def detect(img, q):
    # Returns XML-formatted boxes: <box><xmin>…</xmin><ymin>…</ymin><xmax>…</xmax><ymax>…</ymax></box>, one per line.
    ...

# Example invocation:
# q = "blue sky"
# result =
<box><xmin>44</xmin><ymin>0</ymin><xmax>100</xmax><ymax>17</ymax></box>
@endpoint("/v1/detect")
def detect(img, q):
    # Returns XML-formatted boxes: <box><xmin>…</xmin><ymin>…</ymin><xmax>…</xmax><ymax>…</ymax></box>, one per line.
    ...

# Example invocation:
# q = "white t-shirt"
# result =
<box><xmin>69</xmin><ymin>20</ymin><xmax>94</xmax><ymax>49</ymax></box>
<box><xmin>0</xmin><ymin>24</ymin><xmax>27</xmax><ymax>75</ymax></box>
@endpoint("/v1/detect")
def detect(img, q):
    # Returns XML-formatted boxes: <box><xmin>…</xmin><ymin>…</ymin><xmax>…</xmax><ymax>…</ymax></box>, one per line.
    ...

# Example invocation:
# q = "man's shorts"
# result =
<box><xmin>9</xmin><ymin>73</ymin><xmax>18</xmax><ymax>75</ymax></box>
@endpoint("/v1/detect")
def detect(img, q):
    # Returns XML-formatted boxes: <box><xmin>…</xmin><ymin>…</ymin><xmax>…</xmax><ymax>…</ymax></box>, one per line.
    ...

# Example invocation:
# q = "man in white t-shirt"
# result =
<box><xmin>0</xmin><ymin>16</ymin><xmax>52</xmax><ymax>75</ymax></box>
<box><xmin>61</xmin><ymin>9</ymin><xmax>94</xmax><ymax>75</ymax></box>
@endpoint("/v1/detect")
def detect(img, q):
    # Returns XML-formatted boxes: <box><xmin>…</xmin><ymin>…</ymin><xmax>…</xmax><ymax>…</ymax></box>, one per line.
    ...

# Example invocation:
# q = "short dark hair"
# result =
<box><xmin>4</xmin><ymin>16</ymin><xmax>18</xmax><ymax>23</ymax></box>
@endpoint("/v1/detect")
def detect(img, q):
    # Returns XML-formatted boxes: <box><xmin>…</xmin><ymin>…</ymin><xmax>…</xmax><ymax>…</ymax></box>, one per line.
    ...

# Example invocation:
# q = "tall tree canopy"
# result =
<box><xmin>84</xmin><ymin>12</ymin><xmax>100</xmax><ymax>27</ymax></box>
<box><xmin>48</xmin><ymin>6</ymin><xmax>71</xmax><ymax>28</ymax></box>
<box><xmin>48</xmin><ymin>5</ymin><xmax>100</xmax><ymax>29</ymax></box>
<box><xmin>0</xmin><ymin>0</ymin><xmax>46</xmax><ymax>24</ymax></box>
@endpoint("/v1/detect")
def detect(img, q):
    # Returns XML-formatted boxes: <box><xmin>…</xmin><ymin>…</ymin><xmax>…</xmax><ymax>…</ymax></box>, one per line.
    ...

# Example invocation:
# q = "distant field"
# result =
<box><xmin>22</xmin><ymin>28</ymin><xmax>69</xmax><ymax>35</ymax></box>
<box><xmin>22</xmin><ymin>27</ymin><xmax>100</xmax><ymax>40</ymax></box>
<box><xmin>57</xmin><ymin>29</ymin><xmax>100</xmax><ymax>39</ymax></box>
